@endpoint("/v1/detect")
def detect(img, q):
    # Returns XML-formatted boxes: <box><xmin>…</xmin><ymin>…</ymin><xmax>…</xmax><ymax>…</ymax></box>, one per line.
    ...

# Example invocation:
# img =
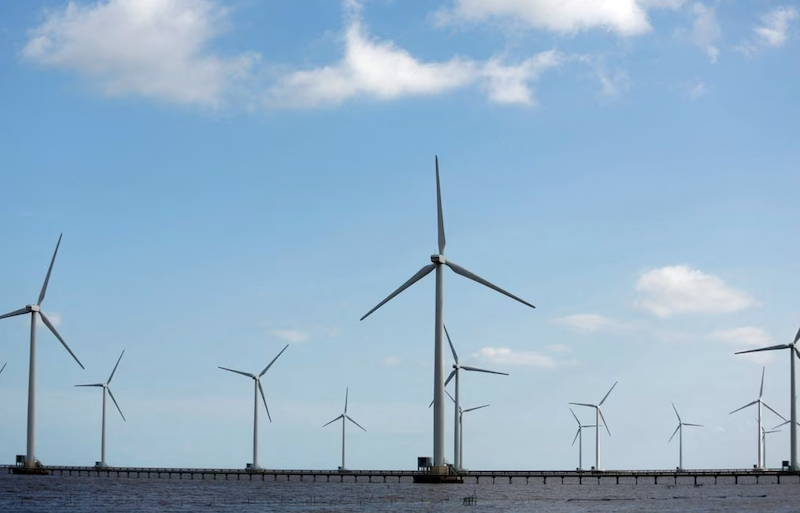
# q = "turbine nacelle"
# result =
<box><xmin>431</xmin><ymin>254</ymin><xmax>446</xmax><ymax>264</ymax></box>
<box><xmin>27</xmin><ymin>305</ymin><xmax>40</xmax><ymax>312</ymax></box>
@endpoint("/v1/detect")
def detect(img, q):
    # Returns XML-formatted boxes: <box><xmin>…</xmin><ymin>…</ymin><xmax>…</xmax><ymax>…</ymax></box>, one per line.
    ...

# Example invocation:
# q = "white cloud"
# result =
<box><xmin>21</xmin><ymin>0</ymin><xmax>257</xmax><ymax>107</ymax></box>
<box><xmin>270</xmin><ymin>329</ymin><xmax>311</xmax><ymax>344</ymax></box>
<box><xmin>546</xmin><ymin>343</ymin><xmax>571</xmax><ymax>353</ymax></box>
<box><xmin>635</xmin><ymin>265</ymin><xmax>756</xmax><ymax>318</ymax></box>
<box><xmin>554</xmin><ymin>314</ymin><xmax>622</xmax><ymax>333</ymax></box>
<box><xmin>269</xmin><ymin>8</ymin><xmax>561</xmax><ymax>108</ymax></box>
<box><xmin>436</xmin><ymin>0</ymin><xmax>675</xmax><ymax>37</ymax></box>
<box><xmin>381</xmin><ymin>356</ymin><xmax>402</xmax><ymax>366</ymax></box>
<box><xmin>685</xmin><ymin>78</ymin><xmax>710</xmax><ymax>99</ymax></box>
<box><xmin>754</xmin><ymin>7</ymin><xmax>797</xmax><ymax>48</ymax></box>
<box><xmin>685</xmin><ymin>2</ymin><xmax>721</xmax><ymax>63</ymax></box>
<box><xmin>708</xmin><ymin>327</ymin><xmax>775</xmax><ymax>364</ymax></box>
<box><xmin>472</xmin><ymin>347</ymin><xmax>559</xmax><ymax>367</ymax></box>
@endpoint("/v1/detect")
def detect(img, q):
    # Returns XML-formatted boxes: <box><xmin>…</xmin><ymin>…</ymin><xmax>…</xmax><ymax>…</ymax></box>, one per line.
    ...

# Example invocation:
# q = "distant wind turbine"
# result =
<box><xmin>735</xmin><ymin>327</ymin><xmax>800</xmax><ymax>470</ymax></box>
<box><xmin>443</xmin><ymin>325</ymin><xmax>507</xmax><ymax>470</ymax></box>
<box><xmin>668</xmin><ymin>403</ymin><xmax>702</xmax><ymax>471</ymax></box>
<box><xmin>360</xmin><ymin>156</ymin><xmax>535</xmax><ymax>470</ymax></box>
<box><xmin>762</xmin><ymin>425</ymin><xmax>781</xmax><ymax>469</ymax></box>
<box><xmin>323</xmin><ymin>388</ymin><xmax>366</xmax><ymax>470</ymax></box>
<box><xmin>0</xmin><ymin>234</ymin><xmax>84</xmax><ymax>469</ymax></box>
<box><xmin>445</xmin><ymin>390</ymin><xmax>488</xmax><ymax>470</ymax></box>
<box><xmin>569</xmin><ymin>408</ymin><xmax>596</xmax><ymax>471</ymax></box>
<box><xmin>569</xmin><ymin>381</ymin><xmax>617</xmax><ymax>471</ymax></box>
<box><xmin>75</xmin><ymin>350</ymin><xmax>126</xmax><ymax>468</ymax></box>
<box><xmin>219</xmin><ymin>344</ymin><xmax>288</xmax><ymax>470</ymax></box>
<box><xmin>729</xmin><ymin>366</ymin><xmax>785</xmax><ymax>469</ymax></box>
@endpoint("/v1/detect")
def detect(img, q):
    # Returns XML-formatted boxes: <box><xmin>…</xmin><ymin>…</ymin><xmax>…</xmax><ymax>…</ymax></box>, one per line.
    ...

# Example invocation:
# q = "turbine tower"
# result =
<box><xmin>219</xmin><ymin>344</ymin><xmax>288</xmax><ymax>470</ymax></box>
<box><xmin>569</xmin><ymin>408</ymin><xmax>596</xmax><ymax>471</ymax></box>
<box><xmin>0</xmin><ymin>234</ymin><xmax>84</xmax><ymax>469</ymax></box>
<box><xmin>75</xmin><ymin>350</ymin><xmax>126</xmax><ymax>468</ymax></box>
<box><xmin>360</xmin><ymin>156</ymin><xmax>535</xmax><ymax>472</ymax></box>
<box><xmin>445</xmin><ymin>390</ymin><xmax>487</xmax><ymax>470</ymax></box>
<box><xmin>729</xmin><ymin>366</ymin><xmax>785</xmax><ymax>469</ymax></box>
<box><xmin>735</xmin><ymin>326</ymin><xmax>800</xmax><ymax>470</ymax></box>
<box><xmin>323</xmin><ymin>388</ymin><xmax>366</xmax><ymax>470</ymax></box>
<box><xmin>569</xmin><ymin>381</ymin><xmax>617</xmax><ymax>471</ymax></box>
<box><xmin>668</xmin><ymin>403</ymin><xmax>702</xmax><ymax>471</ymax></box>
<box><xmin>443</xmin><ymin>325</ymin><xmax>508</xmax><ymax>470</ymax></box>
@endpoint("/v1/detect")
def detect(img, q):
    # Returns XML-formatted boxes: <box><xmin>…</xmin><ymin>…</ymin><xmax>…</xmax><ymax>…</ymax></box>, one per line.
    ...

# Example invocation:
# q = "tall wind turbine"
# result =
<box><xmin>569</xmin><ymin>381</ymin><xmax>617</xmax><ymax>471</ymax></box>
<box><xmin>445</xmin><ymin>390</ymin><xmax>487</xmax><ymax>470</ymax></box>
<box><xmin>569</xmin><ymin>408</ymin><xmax>596</xmax><ymax>471</ymax></box>
<box><xmin>443</xmin><ymin>325</ymin><xmax>508</xmax><ymax>470</ymax></box>
<box><xmin>323</xmin><ymin>388</ymin><xmax>366</xmax><ymax>470</ymax></box>
<box><xmin>219</xmin><ymin>344</ymin><xmax>288</xmax><ymax>470</ymax></box>
<box><xmin>735</xmin><ymin>327</ymin><xmax>800</xmax><ymax>470</ymax></box>
<box><xmin>762</xmin><ymin>426</ymin><xmax>781</xmax><ymax>469</ymax></box>
<box><xmin>360</xmin><ymin>156</ymin><xmax>535</xmax><ymax>470</ymax></box>
<box><xmin>729</xmin><ymin>366</ymin><xmax>785</xmax><ymax>469</ymax></box>
<box><xmin>75</xmin><ymin>350</ymin><xmax>126</xmax><ymax>468</ymax></box>
<box><xmin>0</xmin><ymin>234</ymin><xmax>84</xmax><ymax>469</ymax></box>
<box><xmin>668</xmin><ymin>403</ymin><xmax>702</xmax><ymax>471</ymax></box>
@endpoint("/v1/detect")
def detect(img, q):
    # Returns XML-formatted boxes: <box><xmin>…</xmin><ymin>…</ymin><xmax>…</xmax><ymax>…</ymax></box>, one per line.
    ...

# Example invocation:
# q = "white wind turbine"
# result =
<box><xmin>569</xmin><ymin>408</ymin><xmax>596</xmax><ymax>471</ymax></box>
<box><xmin>762</xmin><ymin>425</ymin><xmax>781</xmax><ymax>469</ymax></box>
<box><xmin>443</xmin><ymin>325</ymin><xmax>508</xmax><ymax>470</ymax></box>
<box><xmin>323</xmin><ymin>388</ymin><xmax>366</xmax><ymax>470</ymax></box>
<box><xmin>668</xmin><ymin>403</ymin><xmax>703</xmax><ymax>471</ymax></box>
<box><xmin>0</xmin><ymin>234</ymin><xmax>84</xmax><ymax>469</ymax></box>
<box><xmin>219</xmin><ymin>344</ymin><xmax>288</xmax><ymax>470</ymax></box>
<box><xmin>445</xmin><ymin>390</ymin><xmax>488</xmax><ymax>470</ymax></box>
<box><xmin>360</xmin><ymin>156</ymin><xmax>535</xmax><ymax>470</ymax></box>
<box><xmin>729</xmin><ymin>366</ymin><xmax>785</xmax><ymax>469</ymax></box>
<box><xmin>735</xmin><ymin>327</ymin><xmax>800</xmax><ymax>470</ymax></box>
<box><xmin>75</xmin><ymin>350</ymin><xmax>126</xmax><ymax>468</ymax></box>
<box><xmin>569</xmin><ymin>381</ymin><xmax>617</xmax><ymax>471</ymax></box>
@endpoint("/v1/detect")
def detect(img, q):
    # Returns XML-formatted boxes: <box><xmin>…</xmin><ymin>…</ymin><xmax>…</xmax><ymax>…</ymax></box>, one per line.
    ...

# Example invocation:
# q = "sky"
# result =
<box><xmin>0</xmin><ymin>0</ymin><xmax>799</xmax><ymax>472</ymax></box>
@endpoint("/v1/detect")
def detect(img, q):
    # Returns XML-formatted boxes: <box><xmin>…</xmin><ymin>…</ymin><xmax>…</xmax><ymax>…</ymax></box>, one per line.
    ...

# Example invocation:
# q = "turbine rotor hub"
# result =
<box><xmin>28</xmin><ymin>305</ymin><xmax>40</xmax><ymax>312</ymax></box>
<box><xmin>431</xmin><ymin>254</ymin><xmax>446</xmax><ymax>264</ymax></box>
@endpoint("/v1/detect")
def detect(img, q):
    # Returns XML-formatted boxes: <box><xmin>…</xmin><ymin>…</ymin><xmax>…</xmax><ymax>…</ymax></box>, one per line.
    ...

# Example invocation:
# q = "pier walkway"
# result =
<box><xmin>3</xmin><ymin>465</ymin><xmax>799</xmax><ymax>485</ymax></box>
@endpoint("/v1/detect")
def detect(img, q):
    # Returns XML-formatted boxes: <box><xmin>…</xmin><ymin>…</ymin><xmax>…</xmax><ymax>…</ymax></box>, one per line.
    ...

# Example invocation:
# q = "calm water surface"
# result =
<box><xmin>2</xmin><ymin>473</ymin><xmax>800</xmax><ymax>512</ymax></box>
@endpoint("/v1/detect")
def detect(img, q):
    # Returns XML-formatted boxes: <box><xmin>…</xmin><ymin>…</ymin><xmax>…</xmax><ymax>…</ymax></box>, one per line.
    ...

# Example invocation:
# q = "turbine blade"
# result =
<box><xmin>762</xmin><ymin>402</ymin><xmax>787</xmax><ymax>422</ymax></box>
<box><xmin>794</xmin><ymin>325</ymin><xmax>800</xmax><ymax>344</ymax></box>
<box><xmin>436</xmin><ymin>156</ymin><xmax>445</xmax><ymax>255</ymax></box>
<box><xmin>445</xmin><ymin>261</ymin><xmax>535</xmax><ymax>309</ymax></box>
<box><xmin>668</xmin><ymin>424</ymin><xmax>680</xmax><ymax>443</ymax></box>
<box><xmin>0</xmin><ymin>362</ymin><xmax>5</xmax><ymax>375</ymax></box>
<box><xmin>599</xmin><ymin>381</ymin><xmax>617</xmax><ymax>406</ymax></box>
<box><xmin>773</xmin><ymin>420</ymin><xmax>790</xmax><ymax>430</ymax></box>
<box><xmin>0</xmin><ymin>307</ymin><xmax>29</xmax><ymax>320</ymax></box>
<box><xmin>107</xmin><ymin>387</ymin><xmax>126</xmax><ymax>421</ymax></box>
<box><xmin>360</xmin><ymin>264</ymin><xmax>436</xmax><ymax>321</ymax></box>
<box><xmin>75</xmin><ymin>383</ymin><xmax>103</xmax><ymax>387</ymax></box>
<box><xmin>218</xmin><ymin>367</ymin><xmax>255</xmax><ymax>379</ymax></box>
<box><xmin>346</xmin><ymin>414</ymin><xmax>367</xmax><ymax>432</ymax></box>
<box><xmin>260</xmin><ymin>344</ymin><xmax>289</xmax><ymax>377</ymax></box>
<box><xmin>683</xmin><ymin>423</ymin><xmax>703</xmax><ymax>427</ymax></box>
<box><xmin>444</xmin><ymin>324</ymin><xmax>458</xmax><ymax>364</ymax></box>
<box><xmin>759</xmin><ymin>366</ymin><xmax>765</xmax><ymax>399</ymax></box>
<box><xmin>569</xmin><ymin>407</ymin><xmax>580</xmax><ymax>426</ymax></box>
<box><xmin>461</xmin><ymin>365</ymin><xmax>509</xmax><ymax>376</ymax></box>
<box><xmin>568</xmin><ymin>402</ymin><xmax>595</xmax><ymax>408</ymax></box>
<box><xmin>672</xmin><ymin>402</ymin><xmax>682</xmax><ymax>423</ymax></box>
<box><xmin>323</xmin><ymin>414</ymin><xmax>343</xmax><ymax>428</ymax></box>
<box><xmin>729</xmin><ymin>400</ymin><xmax>758</xmax><ymax>415</ymax></box>
<box><xmin>765</xmin><ymin>429</ymin><xmax>781</xmax><ymax>434</ymax></box>
<box><xmin>598</xmin><ymin>408</ymin><xmax>611</xmax><ymax>436</ymax></box>
<box><xmin>572</xmin><ymin>428</ymin><xmax>580</xmax><ymax>447</ymax></box>
<box><xmin>107</xmin><ymin>350</ymin><xmax>125</xmax><ymax>384</ymax></box>
<box><xmin>344</xmin><ymin>387</ymin><xmax>349</xmax><ymax>414</ymax></box>
<box><xmin>735</xmin><ymin>344</ymin><xmax>790</xmax><ymax>355</ymax></box>
<box><xmin>463</xmin><ymin>404</ymin><xmax>489</xmax><ymax>413</ymax></box>
<box><xmin>428</xmin><ymin>399</ymin><xmax>434</xmax><ymax>408</ymax></box>
<box><xmin>38</xmin><ymin>233</ymin><xmax>62</xmax><ymax>305</ymax></box>
<box><xmin>40</xmin><ymin>311</ymin><xmax>84</xmax><ymax>369</ymax></box>
<box><xmin>445</xmin><ymin>390</ymin><xmax>456</xmax><ymax>404</ymax></box>
<box><xmin>444</xmin><ymin>369</ymin><xmax>457</xmax><ymax>387</ymax></box>
<box><xmin>795</xmin><ymin>347</ymin><xmax>800</xmax><ymax>360</ymax></box>
<box><xmin>258</xmin><ymin>380</ymin><xmax>272</xmax><ymax>423</ymax></box>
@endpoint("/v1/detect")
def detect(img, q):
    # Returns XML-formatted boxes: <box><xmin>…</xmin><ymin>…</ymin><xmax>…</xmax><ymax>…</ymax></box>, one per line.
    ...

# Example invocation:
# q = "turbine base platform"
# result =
<box><xmin>413</xmin><ymin>465</ymin><xmax>463</xmax><ymax>484</ymax></box>
<box><xmin>12</xmin><ymin>467</ymin><xmax>51</xmax><ymax>475</ymax></box>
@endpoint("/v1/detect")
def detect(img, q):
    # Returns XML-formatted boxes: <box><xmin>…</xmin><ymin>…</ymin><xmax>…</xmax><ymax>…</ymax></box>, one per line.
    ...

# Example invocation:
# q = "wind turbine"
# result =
<box><xmin>729</xmin><ymin>366</ymin><xmax>785</xmax><ymax>469</ymax></box>
<box><xmin>75</xmin><ymin>350</ymin><xmax>126</xmax><ymax>468</ymax></box>
<box><xmin>444</xmin><ymin>390</ymin><xmax>488</xmax><ymax>470</ymax></box>
<box><xmin>668</xmin><ymin>403</ymin><xmax>703</xmax><ymax>471</ymax></box>
<box><xmin>219</xmin><ymin>344</ymin><xmax>288</xmax><ymax>470</ymax></box>
<box><xmin>762</xmin><ymin>425</ymin><xmax>781</xmax><ymax>469</ymax></box>
<box><xmin>322</xmin><ymin>388</ymin><xmax>366</xmax><ymax>470</ymax></box>
<box><xmin>735</xmin><ymin>327</ymin><xmax>800</xmax><ymax>470</ymax></box>
<box><xmin>0</xmin><ymin>234</ymin><xmax>84</xmax><ymax>469</ymax></box>
<box><xmin>443</xmin><ymin>325</ymin><xmax>508</xmax><ymax>470</ymax></box>
<box><xmin>569</xmin><ymin>381</ymin><xmax>617</xmax><ymax>471</ymax></box>
<box><xmin>569</xmin><ymin>408</ymin><xmax>596</xmax><ymax>471</ymax></box>
<box><xmin>360</xmin><ymin>156</ymin><xmax>535</xmax><ymax>470</ymax></box>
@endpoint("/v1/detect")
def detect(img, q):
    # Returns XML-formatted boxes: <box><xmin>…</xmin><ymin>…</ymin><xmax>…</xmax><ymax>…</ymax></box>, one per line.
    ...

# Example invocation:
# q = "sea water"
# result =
<box><xmin>2</xmin><ymin>473</ymin><xmax>800</xmax><ymax>512</ymax></box>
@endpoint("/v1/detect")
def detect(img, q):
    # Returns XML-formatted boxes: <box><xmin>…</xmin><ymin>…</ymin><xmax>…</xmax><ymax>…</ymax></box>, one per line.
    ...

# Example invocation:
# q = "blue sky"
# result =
<box><xmin>0</xmin><ymin>0</ymin><xmax>799</xmax><ymax>471</ymax></box>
